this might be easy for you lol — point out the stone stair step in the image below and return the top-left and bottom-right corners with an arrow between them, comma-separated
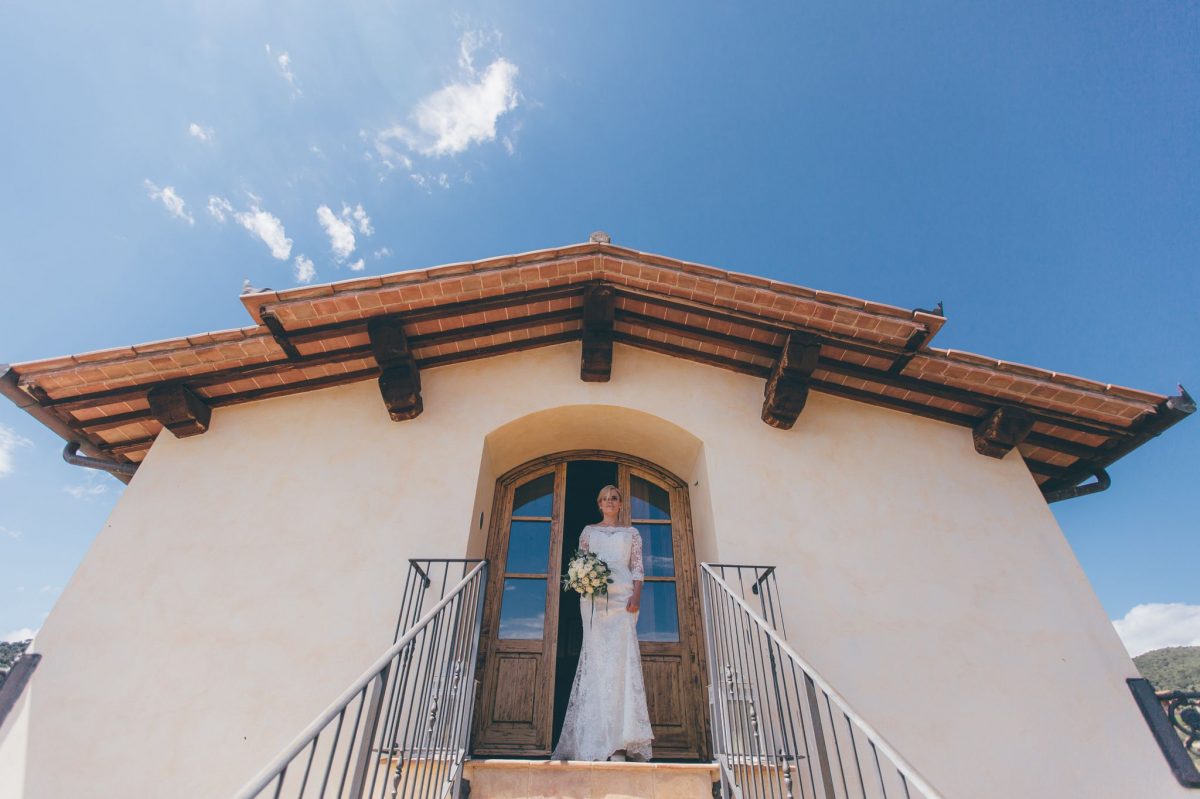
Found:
463,758 -> 719,799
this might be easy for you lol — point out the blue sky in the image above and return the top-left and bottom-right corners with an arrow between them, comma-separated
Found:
0,2 -> 1196,655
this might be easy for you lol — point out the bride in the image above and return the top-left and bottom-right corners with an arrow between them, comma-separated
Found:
552,485 -> 654,762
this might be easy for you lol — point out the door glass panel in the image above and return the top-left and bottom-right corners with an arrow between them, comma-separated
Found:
640,523 -> 674,576
630,476 -> 670,521
637,582 -> 680,642
506,521 -> 550,574
498,578 -> 546,639
512,473 -> 554,517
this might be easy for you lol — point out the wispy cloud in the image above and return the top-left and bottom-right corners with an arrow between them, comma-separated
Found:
266,45 -> 301,98
374,247 -> 392,259
210,195 -> 292,260
207,195 -> 233,222
2,628 -> 37,643
143,180 -> 194,225
0,525 -> 22,539
375,31 -> 519,165
409,173 -> 451,191
188,122 -> 214,142
317,203 -> 372,262
63,475 -> 108,500
293,255 -> 316,284
1114,603 -> 1200,657
0,425 -> 32,477
236,205 -> 292,260
348,259 -> 365,272
349,204 -> 373,235
317,205 -> 356,260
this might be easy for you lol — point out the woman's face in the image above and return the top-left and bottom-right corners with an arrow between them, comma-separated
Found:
598,491 -> 622,512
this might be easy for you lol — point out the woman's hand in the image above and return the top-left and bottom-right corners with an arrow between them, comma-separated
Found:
626,596 -> 640,613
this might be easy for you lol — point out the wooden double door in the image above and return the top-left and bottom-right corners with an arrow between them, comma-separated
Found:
472,452 -> 709,760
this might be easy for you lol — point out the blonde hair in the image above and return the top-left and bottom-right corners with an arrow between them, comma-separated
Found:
596,484 -> 622,503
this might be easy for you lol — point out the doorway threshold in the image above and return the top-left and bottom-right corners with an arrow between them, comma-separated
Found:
463,759 -> 718,798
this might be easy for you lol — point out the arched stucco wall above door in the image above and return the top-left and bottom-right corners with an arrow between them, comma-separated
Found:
466,403 -> 717,575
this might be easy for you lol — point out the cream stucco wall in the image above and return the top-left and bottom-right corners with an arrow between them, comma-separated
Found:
0,342 -> 1182,797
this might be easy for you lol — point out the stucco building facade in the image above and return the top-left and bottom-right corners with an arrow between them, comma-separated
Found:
0,239 -> 1192,797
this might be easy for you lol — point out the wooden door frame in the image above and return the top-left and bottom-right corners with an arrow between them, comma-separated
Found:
472,449 -> 710,759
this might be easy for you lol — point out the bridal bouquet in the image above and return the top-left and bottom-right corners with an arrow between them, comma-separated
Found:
561,549 -> 614,600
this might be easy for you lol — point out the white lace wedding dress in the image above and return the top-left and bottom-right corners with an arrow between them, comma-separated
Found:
552,524 -> 654,761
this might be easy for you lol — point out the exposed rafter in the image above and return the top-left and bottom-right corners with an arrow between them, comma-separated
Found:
261,309 -> 301,360
367,316 -> 422,421
581,283 -> 615,382
147,384 -> 212,438
761,333 -> 821,430
973,406 -> 1034,459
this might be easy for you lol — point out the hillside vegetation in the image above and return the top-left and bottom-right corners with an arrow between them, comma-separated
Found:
1135,646 -> 1200,692
0,640 -> 32,690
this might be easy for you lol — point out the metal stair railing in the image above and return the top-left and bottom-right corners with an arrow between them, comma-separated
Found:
701,563 -> 943,799
233,560 -> 488,799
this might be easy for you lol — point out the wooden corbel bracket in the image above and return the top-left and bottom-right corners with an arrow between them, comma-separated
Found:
761,333 -> 821,429
367,316 -> 423,421
973,406 -> 1034,458
581,283 -> 615,382
147,384 -> 212,438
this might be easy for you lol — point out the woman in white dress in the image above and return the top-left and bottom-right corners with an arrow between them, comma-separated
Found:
552,485 -> 654,762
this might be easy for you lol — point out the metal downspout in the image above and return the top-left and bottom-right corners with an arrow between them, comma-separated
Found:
1044,468 -> 1111,503
0,365 -> 138,482
62,441 -> 139,478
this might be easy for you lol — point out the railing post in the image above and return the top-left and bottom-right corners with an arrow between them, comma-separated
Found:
349,663 -> 392,798
804,673 -> 837,799
1127,678 -> 1200,788
452,563 -> 489,799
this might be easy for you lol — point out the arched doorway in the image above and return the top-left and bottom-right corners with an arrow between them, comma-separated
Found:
471,451 -> 709,760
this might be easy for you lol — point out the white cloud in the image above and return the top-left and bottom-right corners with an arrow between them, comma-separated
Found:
348,259 -> 365,272
0,525 -> 22,539
0,425 -> 32,477
210,195 -> 292,261
237,205 -> 292,260
1114,603 -> 1200,657
267,45 -> 301,97
207,195 -> 234,222
317,205 -> 356,260
373,247 -> 392,259
349,203 -> 373,235
63,482 -> 107,500
375,32 -> 519,159
143,180 -> 194,225
39,585 -> 58,593
293,255 -> 316,284
316,203 -> 372,262
2,628 -> 37,643
188,122 -> 214,142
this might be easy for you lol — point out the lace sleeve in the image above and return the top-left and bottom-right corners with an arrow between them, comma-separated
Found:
579,526 -> 591,553
629,528 -> 644,581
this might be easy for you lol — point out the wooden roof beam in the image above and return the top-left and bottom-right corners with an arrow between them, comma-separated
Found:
367,316 -> 422,421
147,384 -> 211,438
581,284 -> 615,382
762,333 -> 821,430
260,309 -> 301,360
973,406 -> 1034,459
